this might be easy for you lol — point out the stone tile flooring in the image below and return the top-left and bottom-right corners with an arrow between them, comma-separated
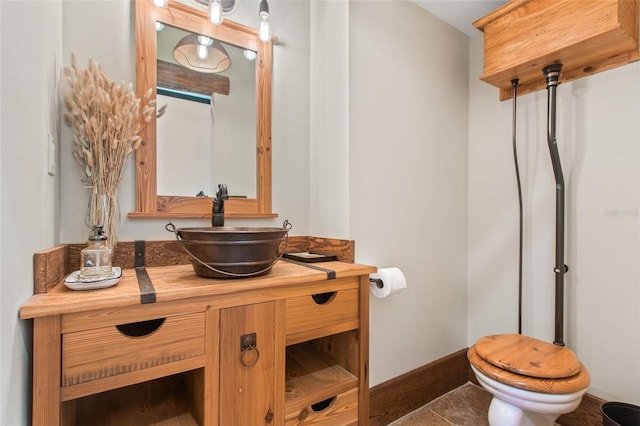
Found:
389,382 -> 492,426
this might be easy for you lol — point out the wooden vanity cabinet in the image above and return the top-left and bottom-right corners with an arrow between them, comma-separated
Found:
20,258 -> 375,426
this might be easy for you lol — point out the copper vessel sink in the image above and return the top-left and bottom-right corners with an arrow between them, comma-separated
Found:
166,221 -> 291,279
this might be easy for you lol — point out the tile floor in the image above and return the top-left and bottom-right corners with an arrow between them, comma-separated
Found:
389,382 -> 492,426
389,383 -> 565,425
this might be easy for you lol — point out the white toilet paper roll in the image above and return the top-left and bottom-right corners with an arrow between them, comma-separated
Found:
369,267 -> 407,298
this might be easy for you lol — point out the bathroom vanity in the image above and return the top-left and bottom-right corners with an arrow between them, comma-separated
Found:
20,242 -> 375,425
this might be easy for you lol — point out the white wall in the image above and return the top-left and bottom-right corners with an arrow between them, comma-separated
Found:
0,1 -> 62,424
157,94 -> 214,196
309,0 -> 350,239
270,0 -> 311,234
468,33 -> 640,404
349,0 -> 470,386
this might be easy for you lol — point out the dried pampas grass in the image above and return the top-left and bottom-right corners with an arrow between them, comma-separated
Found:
64,53 -> 156,246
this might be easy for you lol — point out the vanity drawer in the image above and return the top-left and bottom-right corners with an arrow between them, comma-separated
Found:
285,288 -> 359,341
61,312 -> 206,387
285,388 -> 358,426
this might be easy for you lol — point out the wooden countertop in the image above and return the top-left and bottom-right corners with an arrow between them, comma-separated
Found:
20,260 -> 376,320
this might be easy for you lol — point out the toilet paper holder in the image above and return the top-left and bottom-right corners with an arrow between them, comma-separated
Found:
369,267 -> 407,298
369,278 -> 384,288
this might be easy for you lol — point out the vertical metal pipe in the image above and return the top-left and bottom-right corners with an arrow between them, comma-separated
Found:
511,79 -> 523,335
543,63 -> 567,347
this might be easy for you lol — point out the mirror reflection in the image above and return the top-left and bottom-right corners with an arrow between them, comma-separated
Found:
156,24 -> 257,199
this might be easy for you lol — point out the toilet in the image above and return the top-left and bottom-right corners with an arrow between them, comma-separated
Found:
468,334 -> 590,426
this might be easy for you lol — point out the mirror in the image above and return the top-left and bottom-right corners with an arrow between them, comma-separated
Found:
131,0 -> 274,219
156,25 -> 257,199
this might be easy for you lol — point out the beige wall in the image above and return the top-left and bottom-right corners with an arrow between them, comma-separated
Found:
0,1 -> 62,424
468,34 -> 640,404
309,0 -> 350,239
349,0 -> 470,386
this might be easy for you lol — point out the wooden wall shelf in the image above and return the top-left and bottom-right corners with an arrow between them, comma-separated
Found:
474,0 -> 639,100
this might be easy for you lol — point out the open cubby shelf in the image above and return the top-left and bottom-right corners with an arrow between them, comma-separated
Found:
63,371 -> 202,426
285,341 -> 358,414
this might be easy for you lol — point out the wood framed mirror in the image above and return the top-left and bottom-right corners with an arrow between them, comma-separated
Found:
131,0 -> 275,219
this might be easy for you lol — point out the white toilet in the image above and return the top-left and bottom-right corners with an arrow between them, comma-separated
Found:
468,334 -> 590,426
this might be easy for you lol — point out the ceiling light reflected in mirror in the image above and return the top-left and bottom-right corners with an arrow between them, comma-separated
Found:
173,34 -> 231,73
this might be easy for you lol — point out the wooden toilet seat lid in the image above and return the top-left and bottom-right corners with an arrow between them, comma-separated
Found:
468,345 -> 591,394
475,334 -> 581,379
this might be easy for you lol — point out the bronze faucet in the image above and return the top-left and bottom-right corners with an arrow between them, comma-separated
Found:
212,184 -> 229,226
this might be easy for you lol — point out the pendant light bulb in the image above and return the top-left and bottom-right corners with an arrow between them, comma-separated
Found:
209,0 -> 223,25
197,35 -> 214,46
196,44 -> 209,60
258,0 -> 271,42
259,19 -> 271,42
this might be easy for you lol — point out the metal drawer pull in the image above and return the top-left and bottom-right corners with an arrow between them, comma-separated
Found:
240,332 -> 260,367
240,346 -> 260,367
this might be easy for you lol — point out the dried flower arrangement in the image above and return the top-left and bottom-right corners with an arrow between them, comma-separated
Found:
64,54 -> 156,246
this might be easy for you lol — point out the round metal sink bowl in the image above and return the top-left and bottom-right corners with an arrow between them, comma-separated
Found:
167,221 -> 291,279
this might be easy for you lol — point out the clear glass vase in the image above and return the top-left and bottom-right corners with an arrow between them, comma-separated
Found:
81,191 -> 113,278
89,190 -> 107,231
87,189 -> 118,247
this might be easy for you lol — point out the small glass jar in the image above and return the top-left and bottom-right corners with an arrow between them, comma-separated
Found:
80,226 -> 113,279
